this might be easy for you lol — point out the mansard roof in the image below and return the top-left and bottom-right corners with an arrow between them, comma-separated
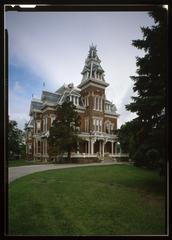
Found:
41,91 -> 61,103
29,83 -> 86,115
29,98 -> 43,115
56,83 -> 80,95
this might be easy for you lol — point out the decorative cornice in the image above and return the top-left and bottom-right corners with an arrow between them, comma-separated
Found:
104,114 -> 119,118
78,80 -> 108,90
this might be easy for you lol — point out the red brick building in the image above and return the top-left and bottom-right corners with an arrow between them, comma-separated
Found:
26,45 -> 120,161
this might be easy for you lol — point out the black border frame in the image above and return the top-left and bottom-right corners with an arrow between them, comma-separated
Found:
1,1 -> 171,239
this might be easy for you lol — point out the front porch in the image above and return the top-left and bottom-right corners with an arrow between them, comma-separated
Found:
32,132 -> 129,162
76,132 -> 122,157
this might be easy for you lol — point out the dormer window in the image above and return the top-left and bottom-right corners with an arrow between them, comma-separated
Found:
83,98 -> 85,106
70,95 -> 79,106
75,96 -> 77,105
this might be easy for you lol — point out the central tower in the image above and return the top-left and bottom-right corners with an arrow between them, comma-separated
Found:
78,44 -> 109,89
78,45 -> 109,132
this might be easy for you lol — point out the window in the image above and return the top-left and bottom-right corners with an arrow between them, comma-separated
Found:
85,118 -> 89,132
37,121 -> 41,129
43,119 -> 46,131
94,96 -> 102,111
96,97 -> 98,110
86,97 -> 89,106
96,119 -> 99,131
76,97 -> 78,105
94,97 -> 96,109
51,116 -> 56,126
29,144 -> 32,154
28,144 -> 32,154
28,131 -> 31,138
93,118 -> 103,132
100,120 -> 102,132
37,121 -> 41,133
45,118 -> 48,131
93,119 -> 96,131
99,97 -> 102,111
105,121 -> 110,133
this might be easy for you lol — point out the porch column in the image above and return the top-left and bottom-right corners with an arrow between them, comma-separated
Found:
77,141 -> 79,154
34,139 -> 35,155
45,140 -> 48,162
111,141 -> 114,155
88,140 -> 90,154
45,139 -> 47,154
91,140 -> 94,155
99,141 -> 101,154
120,145 -> 122,154
102,141 -> 105,157
85,142 -> 87,153
42,139 -> 45,156
115,142 -> 118,154
36,139 -> 38,154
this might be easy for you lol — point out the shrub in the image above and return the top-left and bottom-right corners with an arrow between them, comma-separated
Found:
146,149 -> 159,169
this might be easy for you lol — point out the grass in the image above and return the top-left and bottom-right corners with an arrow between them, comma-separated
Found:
8,159 -> 51,167
8,165 -> 166,236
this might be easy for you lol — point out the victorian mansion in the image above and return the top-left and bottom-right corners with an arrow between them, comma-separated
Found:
26,45 -> 120,161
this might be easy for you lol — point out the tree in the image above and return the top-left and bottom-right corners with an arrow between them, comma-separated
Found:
117,120 -> 138,155
48,100 -> 81,161
124,8 -> 167,171
8,120 -> 26,160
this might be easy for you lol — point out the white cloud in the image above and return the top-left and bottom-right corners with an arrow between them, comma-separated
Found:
6,11 -> 154,129
117,84 -> 138,128
9,81 -> 30,129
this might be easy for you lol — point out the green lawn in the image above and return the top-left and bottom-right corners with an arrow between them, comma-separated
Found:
8,159 -> 51,167
8,165 -> 166,236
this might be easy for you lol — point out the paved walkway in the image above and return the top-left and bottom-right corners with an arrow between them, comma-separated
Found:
8,162 -> 131,183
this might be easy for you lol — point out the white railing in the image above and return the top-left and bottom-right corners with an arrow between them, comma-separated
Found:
79,132 -> 118,139
110,153 -> 129,157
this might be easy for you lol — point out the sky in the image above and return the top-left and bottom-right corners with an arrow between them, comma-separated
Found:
5,11 -> 155,130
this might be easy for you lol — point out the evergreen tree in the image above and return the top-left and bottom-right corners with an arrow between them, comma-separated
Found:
48,100 -> 81,161
8,120 -> 26,160
125,8 -> 167,171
